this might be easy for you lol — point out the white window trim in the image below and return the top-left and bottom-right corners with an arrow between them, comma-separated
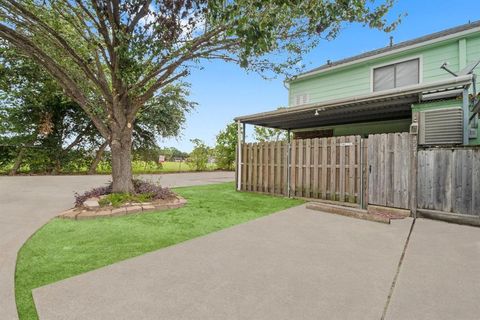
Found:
370,55 -> 423,92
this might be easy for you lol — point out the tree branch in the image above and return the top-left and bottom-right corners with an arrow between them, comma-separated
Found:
0,23 -> 110,138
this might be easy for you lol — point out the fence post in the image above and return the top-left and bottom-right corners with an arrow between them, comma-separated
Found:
360,138 -> 366,209
287,130 -> 291,197
236,121 -> 243,191
409,116 -> 419,218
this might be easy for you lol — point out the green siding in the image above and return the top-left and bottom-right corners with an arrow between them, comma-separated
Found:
466,34 -> 480,63
289,31 -> 480,106
294,119 -> 411,138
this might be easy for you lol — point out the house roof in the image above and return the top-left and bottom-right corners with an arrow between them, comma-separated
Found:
291,20 -> 480,81
235,75 -> 473,130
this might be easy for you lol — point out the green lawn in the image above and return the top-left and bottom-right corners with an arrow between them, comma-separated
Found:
15,183 -> 303,320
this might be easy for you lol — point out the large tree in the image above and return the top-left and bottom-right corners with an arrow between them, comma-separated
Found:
0,43 -> 194,174
0,0 -> 399,192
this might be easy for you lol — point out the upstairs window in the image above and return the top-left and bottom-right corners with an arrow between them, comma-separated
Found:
294,93 -> 309,106
373,58 -> 420,92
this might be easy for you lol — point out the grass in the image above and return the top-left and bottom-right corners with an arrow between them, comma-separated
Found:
15,182 -> 303,320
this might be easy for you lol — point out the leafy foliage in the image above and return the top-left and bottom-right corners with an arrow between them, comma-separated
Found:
254,126 -> 289,142
74,183 -> 113,207
186,139 -> 212,171
74,179 -> 174,207
0,43 -> 194,174
214,122 -> 237,170
0,0 -> 400,191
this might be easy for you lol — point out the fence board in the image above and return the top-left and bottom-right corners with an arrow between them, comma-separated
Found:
321,138 -> 328,198
290,140 -> 296,196
330,138 -> 336,200
297,139 -> 304,197
313,138 -> 319,198
275,141 -> 281,194
348,136 -> 356,202
305,139 -> 311,198
339,136 -> 345,202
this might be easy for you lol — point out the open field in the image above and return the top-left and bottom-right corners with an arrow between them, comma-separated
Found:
0,160 -> 218,175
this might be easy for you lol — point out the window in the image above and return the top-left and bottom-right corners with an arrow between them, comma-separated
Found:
373,58 -> 419,92
294,93 -> 309,106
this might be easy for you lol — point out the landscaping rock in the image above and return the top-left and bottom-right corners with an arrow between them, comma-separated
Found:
58,208 -> 78,220
141,205 -> 155,211
83,198 -> 100,209
125,206 -> 142,214
111,207 -> 126,216
58,196 -> 187,220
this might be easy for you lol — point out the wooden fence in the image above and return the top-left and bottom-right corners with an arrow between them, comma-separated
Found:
367,133 -> 411,210
417,147 -> 480,216
239,135 -> 363,203
238,132 -> 480,219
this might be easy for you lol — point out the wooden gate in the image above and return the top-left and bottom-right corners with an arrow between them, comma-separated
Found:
367,133 -> 411,209
239,135 -> 364,204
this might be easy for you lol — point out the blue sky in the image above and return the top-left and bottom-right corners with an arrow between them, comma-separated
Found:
161,0 -> 480,152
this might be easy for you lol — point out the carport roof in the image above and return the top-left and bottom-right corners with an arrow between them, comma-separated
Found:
234,75 -> 473,130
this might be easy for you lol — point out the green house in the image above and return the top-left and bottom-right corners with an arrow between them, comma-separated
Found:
236,21 -> 480,146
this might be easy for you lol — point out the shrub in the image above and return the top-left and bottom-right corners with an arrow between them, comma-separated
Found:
74,183 -> 112,207
186,139 -> 211,171
74,179 -> 174,207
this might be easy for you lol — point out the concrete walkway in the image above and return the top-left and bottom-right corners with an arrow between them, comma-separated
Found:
33,206 -> 413,320
386,219 -> 480,320
0,172 -> 234,320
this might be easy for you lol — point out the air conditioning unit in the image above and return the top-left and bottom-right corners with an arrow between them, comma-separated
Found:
418,107 -> 463,145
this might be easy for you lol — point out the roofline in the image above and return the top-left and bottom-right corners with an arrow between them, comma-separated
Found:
290,23 -> 480,82
236,75 -> 473,123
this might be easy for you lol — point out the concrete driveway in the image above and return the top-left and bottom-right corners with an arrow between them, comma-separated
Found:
0,172 -> 234,320
31,206 -> 480,320
33,206 -> 413,320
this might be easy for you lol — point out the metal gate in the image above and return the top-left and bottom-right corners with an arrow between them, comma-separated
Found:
367,133 -> 411,209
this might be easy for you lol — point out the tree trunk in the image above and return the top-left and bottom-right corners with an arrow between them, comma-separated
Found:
88,141 -> 108,175
9,147 -> 26,175
110,128 -> 134,193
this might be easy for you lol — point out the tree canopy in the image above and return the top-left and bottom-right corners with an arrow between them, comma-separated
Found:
0,0 -> 400,191
214,122 -> 237,170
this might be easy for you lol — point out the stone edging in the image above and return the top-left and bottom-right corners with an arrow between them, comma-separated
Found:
58,196 -> 187,220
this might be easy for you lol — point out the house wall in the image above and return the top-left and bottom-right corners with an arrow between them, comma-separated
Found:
294,119 -> 411,138
289,31 -> 480,106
